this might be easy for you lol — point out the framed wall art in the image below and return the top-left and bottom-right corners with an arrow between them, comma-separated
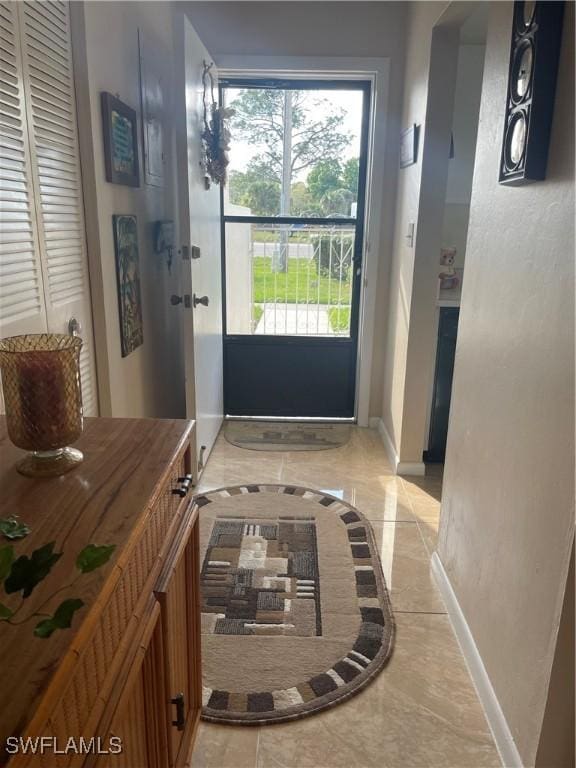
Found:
101,92 -> 140,187
499,1 -> 565,185
112,215 -> 144,357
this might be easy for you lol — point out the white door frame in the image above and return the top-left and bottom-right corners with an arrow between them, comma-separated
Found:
216,55 -> 390,426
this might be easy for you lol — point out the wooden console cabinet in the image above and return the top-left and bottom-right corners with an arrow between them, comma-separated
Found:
0,418 -> 201,767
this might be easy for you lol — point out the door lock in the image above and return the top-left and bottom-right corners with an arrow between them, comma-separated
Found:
180,245 -> 201,260
170,294 -> 191,308
193,294 -> 209,308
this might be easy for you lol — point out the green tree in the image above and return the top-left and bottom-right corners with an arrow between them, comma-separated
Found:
230,90 -> 351,184
290,181 -> 318,216
229,169 -> 249,207
306,159 -> 358,216
321,188 -> 354,216
229,163 -> 280,216
242,180 -> 281,216
342,157 -> 359,195
307,159 -> 343,205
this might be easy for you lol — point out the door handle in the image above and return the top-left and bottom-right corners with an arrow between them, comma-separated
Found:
68,317 -> 82,337
171,692 -> 185,731
193,294 -> 209,308
198,445 -> 207,472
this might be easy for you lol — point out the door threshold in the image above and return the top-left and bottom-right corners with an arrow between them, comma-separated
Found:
225,415 -> 356,424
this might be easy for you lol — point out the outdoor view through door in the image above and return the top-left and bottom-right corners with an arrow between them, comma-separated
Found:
221,78 -> 370,418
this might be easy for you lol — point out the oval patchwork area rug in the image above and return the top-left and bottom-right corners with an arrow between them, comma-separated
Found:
196,484 -> 394,725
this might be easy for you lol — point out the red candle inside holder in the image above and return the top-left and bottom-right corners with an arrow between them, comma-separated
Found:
0,334 -> 84,477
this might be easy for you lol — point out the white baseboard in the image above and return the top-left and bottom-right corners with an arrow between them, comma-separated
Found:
431,553 -> 522,768
371,417 -> 399,471
369,418 -> 426,476
396,460 -> 426,476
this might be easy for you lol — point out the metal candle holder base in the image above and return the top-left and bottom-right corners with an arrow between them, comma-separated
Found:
16,447 -> 84,478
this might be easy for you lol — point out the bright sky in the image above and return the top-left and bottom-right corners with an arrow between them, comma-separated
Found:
225,88 -> 363,182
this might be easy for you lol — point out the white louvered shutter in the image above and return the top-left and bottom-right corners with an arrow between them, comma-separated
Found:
16,0 -> 98,414
0,1 -> 48,339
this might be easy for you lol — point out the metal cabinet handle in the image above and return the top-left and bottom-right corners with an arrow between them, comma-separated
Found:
193,294 -> 209,308
171,692 -> 185,731
172,473 -> 193,497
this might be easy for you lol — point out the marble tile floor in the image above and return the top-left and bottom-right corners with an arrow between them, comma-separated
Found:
191,427 -> 500,768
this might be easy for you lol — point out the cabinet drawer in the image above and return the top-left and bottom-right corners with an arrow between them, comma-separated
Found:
19,447 -> 191,768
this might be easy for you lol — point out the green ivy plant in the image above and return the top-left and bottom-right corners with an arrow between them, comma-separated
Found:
0,517 -> 115,639
0,516 -> 30,540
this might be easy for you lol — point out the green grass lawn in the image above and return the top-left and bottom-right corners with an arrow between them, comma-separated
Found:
252,256 -> 351,305
252,304 -> 264,329
328,306 -> 351,333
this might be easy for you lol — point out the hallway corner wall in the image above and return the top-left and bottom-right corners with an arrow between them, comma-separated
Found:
379,1 -> 447,462
437,2 -> 575,765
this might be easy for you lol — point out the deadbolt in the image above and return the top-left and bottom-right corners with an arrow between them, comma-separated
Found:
170,294 -> 191,308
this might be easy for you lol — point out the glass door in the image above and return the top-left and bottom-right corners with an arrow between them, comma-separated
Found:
221,78 -> 370,418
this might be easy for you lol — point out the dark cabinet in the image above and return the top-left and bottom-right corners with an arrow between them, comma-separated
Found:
426,308 -> 460,462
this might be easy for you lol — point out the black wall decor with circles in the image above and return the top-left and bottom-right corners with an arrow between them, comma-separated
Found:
499,1 -> 564,186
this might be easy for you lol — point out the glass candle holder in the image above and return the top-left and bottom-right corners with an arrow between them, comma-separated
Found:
0,334 -> 84,477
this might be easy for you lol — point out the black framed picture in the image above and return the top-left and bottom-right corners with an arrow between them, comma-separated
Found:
101,92 -> 140,187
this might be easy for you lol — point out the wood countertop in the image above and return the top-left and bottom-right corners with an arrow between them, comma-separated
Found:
0,416 -> 194,755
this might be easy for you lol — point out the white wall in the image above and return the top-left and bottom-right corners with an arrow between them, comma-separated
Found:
445,45 -> 485,206
72,1 -> 185,417
440,204 -> 469,272
437,3 -> 575,765
224,204 -> 252,335
423,40 -> 485,448
380,2 -> 456,467
441,42 -> 486,274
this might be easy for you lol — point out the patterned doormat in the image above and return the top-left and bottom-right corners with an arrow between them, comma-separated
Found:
197,485 -> 394,725
223,421 -> 351,451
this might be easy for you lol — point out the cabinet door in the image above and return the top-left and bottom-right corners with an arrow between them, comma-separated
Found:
155,515 -> 201,767
103,604 -> 168,768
